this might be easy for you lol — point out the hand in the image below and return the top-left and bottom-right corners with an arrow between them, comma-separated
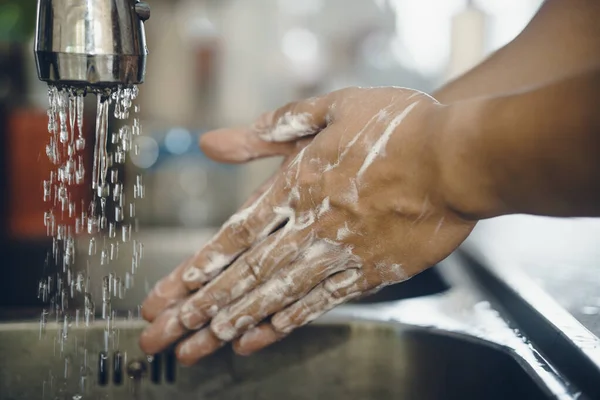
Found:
139,87 -> 476,365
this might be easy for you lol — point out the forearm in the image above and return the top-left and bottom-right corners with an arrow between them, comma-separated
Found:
433,0 -> 600,103
440,67 -> 600,219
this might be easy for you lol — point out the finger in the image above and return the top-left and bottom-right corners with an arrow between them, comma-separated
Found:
253,93 -> 337,142
199,128 -> 298,164
238,145 -> 306,209
232,270 -> 368,356
179,227 -> 308,330
209,240 -> 360,342
271,269 -> 368,334
181,175 -> 289,291
176,327 -> 225,366
232,323 -> 285,356
141,257 -> 193,322
139,304 -> 188,355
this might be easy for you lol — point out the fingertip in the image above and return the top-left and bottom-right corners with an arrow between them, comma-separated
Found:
210,315 -> 237,342
198,129 -> 222,153
233,324 -> 282,356
232,340 -> 254,356
140,304 -> 154,322
270,313 -> 294,334
181,265 -> 208,291
140,292 -> 179,323
198,128 -> 257,164
178,302 -> 207,331
138,327 -> 156,355
175,329 -> 224,365
138,306 -> 188,356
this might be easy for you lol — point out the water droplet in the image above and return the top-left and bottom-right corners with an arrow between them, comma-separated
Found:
97,183 -> 110,198
75,136 -> 85,151
84,293 -> 95,327
115,206 -> 123,222
88,238 -> 97,256
122,225 -> 131,243
39,309 -> 49,339
100,249 -> 109,265
86,217 -> 97,235
99,215 -> 107,230
114,147 -> 126,164
132,118 -> 141,136
112,242 -> 119,260
43,180 -> 52,202
102,299 -> 111,320
125,272 -> 134,289
110,168 -> 119,184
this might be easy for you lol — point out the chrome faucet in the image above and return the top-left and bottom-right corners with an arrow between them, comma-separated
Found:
34,0 -> 150,92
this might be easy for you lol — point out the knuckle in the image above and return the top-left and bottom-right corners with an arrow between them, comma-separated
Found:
323,270 -> 362,299
271,313 -> 294,333
243,252 -> 262,282
210,316 -> 237,342
229,219 -> 258,248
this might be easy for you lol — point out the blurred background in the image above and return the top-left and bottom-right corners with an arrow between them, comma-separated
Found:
3,0 -> 598,332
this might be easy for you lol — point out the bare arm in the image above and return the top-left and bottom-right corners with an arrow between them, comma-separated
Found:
440,67 -> 600,219
434,0 -> 600,103
138,0 -> 600,363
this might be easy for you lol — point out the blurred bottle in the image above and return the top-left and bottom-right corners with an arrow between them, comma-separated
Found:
176,0 -> 221,128
446,0 -> 488,81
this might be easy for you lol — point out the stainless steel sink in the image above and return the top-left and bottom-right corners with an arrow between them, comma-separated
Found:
1,247 -> 596,399
0,320 -> 554,400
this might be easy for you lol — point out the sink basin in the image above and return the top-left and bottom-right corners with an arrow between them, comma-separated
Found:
0,320 -> 554,400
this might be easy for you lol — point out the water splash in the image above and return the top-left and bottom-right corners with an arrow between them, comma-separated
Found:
39,85 -> 145,398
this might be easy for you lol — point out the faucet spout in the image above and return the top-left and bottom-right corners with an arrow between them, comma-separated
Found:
34,0 -> 150,93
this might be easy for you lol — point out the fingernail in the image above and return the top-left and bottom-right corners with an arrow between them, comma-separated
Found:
234,325 -> 280,356
207,304 -> 219,317
178,329 -> 211,356
179,307 -> 204,330
234,315 -> 255,331
177,329 -> 224,365
271,313 -> 294,333
236,326 -> 263,351
182,266 -> 207,283
211,315 -> 237,341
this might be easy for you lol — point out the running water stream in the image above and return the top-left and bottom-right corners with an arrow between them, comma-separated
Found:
39,86 -> 145,398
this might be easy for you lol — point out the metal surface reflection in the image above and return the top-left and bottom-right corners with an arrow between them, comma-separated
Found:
34,0 -> 150,90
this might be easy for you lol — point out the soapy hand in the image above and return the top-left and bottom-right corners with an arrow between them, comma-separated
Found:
139,87 -> 476,364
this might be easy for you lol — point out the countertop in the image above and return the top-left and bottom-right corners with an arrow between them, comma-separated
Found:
464,215 -> 600,338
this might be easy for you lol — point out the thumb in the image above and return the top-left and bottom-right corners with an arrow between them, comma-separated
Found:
199,92 -> 337,163
199,128 -> 296,164
252,92 -> 336,142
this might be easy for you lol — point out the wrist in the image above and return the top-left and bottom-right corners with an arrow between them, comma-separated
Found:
433,98 -> 505,220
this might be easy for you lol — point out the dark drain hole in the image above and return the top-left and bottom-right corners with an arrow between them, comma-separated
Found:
98,352 -> 109,386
